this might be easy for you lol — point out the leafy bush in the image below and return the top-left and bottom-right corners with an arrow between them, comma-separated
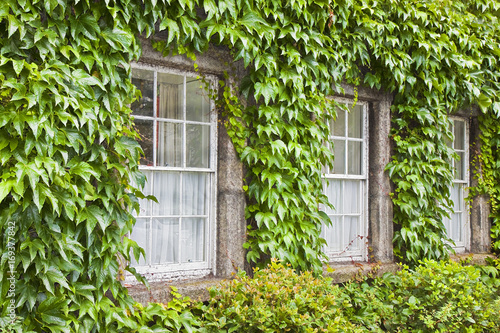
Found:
344,259 -> 500,332
199,259 -> 362,333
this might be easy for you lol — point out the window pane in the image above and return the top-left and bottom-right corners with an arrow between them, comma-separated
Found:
343,180 -> 360,214
182,173 -> 208,215
151,218 -> 179,264
333,139 -> 345,174
324,180 -> 342,214
186,124 -> 210,168
332,107 -> 346,136
451,213 -> 462,242
454,120 -> 465,150
348,104 -> 363,138
158,73 -> 184,120
156,121 -> 182,167
344,216 -> 359,250
456,184 -> 464,211
131,69 -> 154,117
181,218 -> 205,263
136,170 -> 152,217
130,218 -> 149,266
152,172 -> 180,216
455,152 -> 464,180
348,141 -> 362,175
186,78 -> 211,123
323,216 -> 342,252
443,216 -> 451,237
450,184 -> 459,210
135,119 -> 154,166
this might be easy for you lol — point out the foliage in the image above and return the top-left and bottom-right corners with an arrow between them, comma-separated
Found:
198,259 -> 362,333
2,0 -> 500,330
343,259 -> 500,332
152,0 -> 500,267
474,112 -> 500,250
332,0 -> 500,262
0,0 -> 190,331
154,0 -> 340,273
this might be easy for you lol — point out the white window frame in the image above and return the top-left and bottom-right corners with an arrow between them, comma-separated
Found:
322,98 -> 369,262
126,62 -> 218,282
444,117 -> 470,253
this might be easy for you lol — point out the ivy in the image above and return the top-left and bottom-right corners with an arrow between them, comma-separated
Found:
154,0 -> 500,268
475,111 -> 500,250
155,0 -> 342,273
0,0 -> 196,331
2,0 -> 500,330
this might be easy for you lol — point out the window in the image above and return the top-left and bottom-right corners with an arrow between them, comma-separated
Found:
322,100 -> 368,261
444,118 -> 469,252
129,65 -> 216,279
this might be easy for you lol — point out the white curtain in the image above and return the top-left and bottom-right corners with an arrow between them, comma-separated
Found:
158,83 -> 182,167
135,79 -> 210,266
146,171 -> 207,264
323,179 -> 361,253
130,218 -> 149,266
152,217 -> 178,264
445,184 -> 464,243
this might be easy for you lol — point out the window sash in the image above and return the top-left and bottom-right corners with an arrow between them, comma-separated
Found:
444,118 -> 469,251
128,63 -> 217,277
322,100 -> 368,261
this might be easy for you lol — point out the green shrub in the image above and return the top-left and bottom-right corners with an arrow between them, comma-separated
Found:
344,259 -> 500,332
199,260 -> 362,333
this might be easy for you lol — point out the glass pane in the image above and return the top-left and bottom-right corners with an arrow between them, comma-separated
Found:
348,104 -> 363,138
333,139 -> 345,174
343,180 -> 360,214
152,172 -> 180,216
348,141 -> 362,175
443,216 -> 451,237
455,152 -> 464,181
180,218 -> 205,263
186,78 -> 211,122
130,218 -> 149,266
186,124 -> 210,168
454,120 -> 465,150
134,119 -> 154,166
450,184 -> 459,211
344,216 -> 359,250
156,121 -> 182,167
151,218 -> 179,264
182,173 -> 208,215
451,213 -> 462,242
324,180 -> 342,214
456,184 -> 464,211
137,170 -> 152,217
323,216 -> 342,252
332,107 -> 346,136
131,69 -> 154,117
157,73 -> 184,120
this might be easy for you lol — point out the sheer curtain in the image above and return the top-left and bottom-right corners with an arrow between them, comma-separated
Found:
152,81 -> 208,265
158,83 -> 182,167
131,69 -> 214,268
323,179 -> 361,253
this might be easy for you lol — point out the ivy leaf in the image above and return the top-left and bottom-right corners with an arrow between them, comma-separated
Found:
254,81 -> 276,105
72,69 -> 105,90
477,93 -> 492,112
159,18 -> 180,44
70,14 -> 100,41
101,28 -> 133,48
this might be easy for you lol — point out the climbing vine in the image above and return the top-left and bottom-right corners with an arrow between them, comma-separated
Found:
153,0 -> 500,267
1,0 -> 500,331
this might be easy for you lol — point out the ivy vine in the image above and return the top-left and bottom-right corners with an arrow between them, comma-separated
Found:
153,0 -> 500,267
1,0 -> 500,331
